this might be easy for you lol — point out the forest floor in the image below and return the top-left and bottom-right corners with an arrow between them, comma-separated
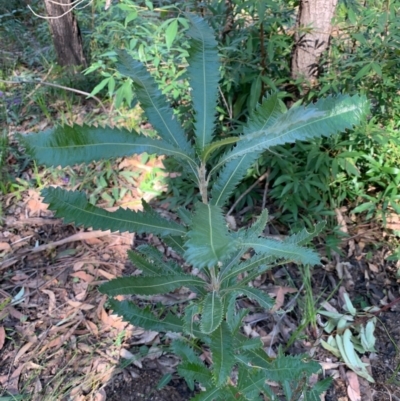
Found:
0,102 -> 400,401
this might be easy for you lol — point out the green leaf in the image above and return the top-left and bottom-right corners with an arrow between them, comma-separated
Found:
186,15 -> 220,148
304,377 -> 333,401
185,203 -> 236,269
241,237 -> 320,265
136,245 -> 183,274
200,292 -> 224,334
243,93 -> 287,136
127,250 -> 163,275
224,285 -> 274,309
211,94 -> 369,174
20,124 -> 196,169
108,299 -> 184,333
116,51 -> 193,156
171,340 -> 202,365
225,293 -> 249,334
220,254 -> 274,286
236,351 -> 321,383
191,388 -> 224,401
165,19 -> 178,50
284,221 -> 325,246
163,235 -> 186,256
242,209 -> 269,240
41,187 -> 186,237
177,361 -> 213,388
99,274 -> 205,296
209,322 -> 235,387
210,153 -> 259,207
90,77 -> 109,96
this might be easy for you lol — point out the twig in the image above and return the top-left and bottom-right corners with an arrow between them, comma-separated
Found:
25,66 -> 54,107
261,168 -> 270,210
227,171 -> 270,216
0,230 -> 111,271
0,78 -> 107,114
28,0 -> 92,20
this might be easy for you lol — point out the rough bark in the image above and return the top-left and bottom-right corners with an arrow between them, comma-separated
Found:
291,0 -> 338,87
44,0 -> 86,67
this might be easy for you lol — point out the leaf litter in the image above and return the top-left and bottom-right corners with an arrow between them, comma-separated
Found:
0,124 -> 400,400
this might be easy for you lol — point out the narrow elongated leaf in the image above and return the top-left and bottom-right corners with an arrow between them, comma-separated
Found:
108,299 -> 184,333
285,221 -> 325,246
225,294 -> 249,334
200,292 -> 223,334
224,285 -> 274,309
99,274 -> 205,296
191,387 -> 223,401
41,187 -> 186,237
163,235 -> 186,256
185,203 -> 236,269
210,153 -> 259,207
20,124 -> 196,169
236,364 -> 269,401
136,245 -> 182,273
171,340 -> 202,365
186,15 -> 220,148
211,94 -> 369,174
220,254 -> 274,287
236,350 -> 320,383
209,322 -> 235,387
177,362 -> 213,388
242,209 -> 269,239
127,250 -> 163,275
243,93 -> 287,136
241,237 -> 320,265
116,50 -> 193,155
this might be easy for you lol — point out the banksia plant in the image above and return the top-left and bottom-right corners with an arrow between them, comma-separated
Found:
20,15 -> 369,400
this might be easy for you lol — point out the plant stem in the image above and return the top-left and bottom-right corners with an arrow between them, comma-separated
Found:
199,162 -> 208,204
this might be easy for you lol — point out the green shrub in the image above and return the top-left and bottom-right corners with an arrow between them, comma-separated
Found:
20,16 -> 368,400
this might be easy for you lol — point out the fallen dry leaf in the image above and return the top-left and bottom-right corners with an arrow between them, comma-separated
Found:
0,326 -> 5,351
94,388 -> 107,401
346,371 -> 361,401
268,286 -> 297,312
70,271 -> 95,283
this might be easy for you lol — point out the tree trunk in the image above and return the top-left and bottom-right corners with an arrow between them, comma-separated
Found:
44,0 -> 86,67
291,0 -> 338,88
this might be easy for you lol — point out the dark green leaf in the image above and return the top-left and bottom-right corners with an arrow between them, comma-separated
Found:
41,187 -> 186,237
99,274 -> 205,296
108,299 -> 184,333
200,292 -> 223,334
185,203 -> 236,269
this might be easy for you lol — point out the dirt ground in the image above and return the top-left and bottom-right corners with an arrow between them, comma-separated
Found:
0,139 -> 399,400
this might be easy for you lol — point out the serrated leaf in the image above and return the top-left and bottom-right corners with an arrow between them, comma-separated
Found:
191,387 -> 223,401
211,94 -> 369,174
304,377 -> 333,401
186,15 -> 220,148
177,361 -> 213,388
200,292 -> 223,334
116,50 -> 193,155
171,340 -> 202,365
225,293 -> 249,335
243,92 -> 287,136
163,235 -> 186,256
127,250 -> 163,275
108,299 -> 184,333
210,153 -> 259,207
41,187 -> 185,237
136,244 -> 182,274
183,303 -> 201,337
220,254 -> 275,286
242,209 -> 269,239
236,364 -> 268,401
185,203 -> 236,269
99,274 -> 205,296
209,322 -> 235,387
224,285 -> 274,309
236,351 -> 321,383
285,221 -> 325,246
19,124 -> 196,169
241,237 -> 320,265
